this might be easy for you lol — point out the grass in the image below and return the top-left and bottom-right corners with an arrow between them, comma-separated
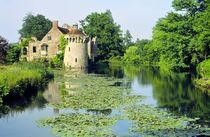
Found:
0,62 -> 54,103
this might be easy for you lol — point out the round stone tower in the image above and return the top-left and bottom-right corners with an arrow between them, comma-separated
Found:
64,25 -> 88,69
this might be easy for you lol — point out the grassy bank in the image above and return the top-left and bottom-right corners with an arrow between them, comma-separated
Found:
0,62 -> 54,103
195,59 -> 210,92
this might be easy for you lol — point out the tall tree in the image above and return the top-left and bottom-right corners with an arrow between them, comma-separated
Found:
149,0 -> 210,71
0,36 -> 9,64
123,30 -> 133,48
81,10 -> 123,61
19,13 -> 52,40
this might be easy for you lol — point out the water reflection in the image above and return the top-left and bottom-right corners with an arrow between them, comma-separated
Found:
0,91 -> 47,118
43,81 -> 61,104
122,65 -> 210,126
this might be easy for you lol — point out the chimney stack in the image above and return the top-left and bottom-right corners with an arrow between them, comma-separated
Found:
73,24 -> 78,29
52,21 -> 58,28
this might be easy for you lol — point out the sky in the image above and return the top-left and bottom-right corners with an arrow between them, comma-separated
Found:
0,0 -> 173,43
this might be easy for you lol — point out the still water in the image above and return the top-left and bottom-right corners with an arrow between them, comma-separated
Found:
0,64 -> 209,137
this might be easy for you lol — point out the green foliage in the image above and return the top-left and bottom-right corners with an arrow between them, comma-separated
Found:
122,39 -> 152,65
59,35 -> 68,52
120,0 -> 210,72
0,62 -> 53,103
195,58 -> 210,91
197,58 -> 210,78
0,36 -> 9,64
140,0 -> 210,71
123,46 -> 140,65
81,10 -> 124,61
19,13 -> 52,40
122,30 -> 133,51
19,38 -> 32,48
50,35 -> 68,68
6,43 -> 21,64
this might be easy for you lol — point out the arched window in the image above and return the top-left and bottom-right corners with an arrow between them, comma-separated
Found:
70,38 -> 72,42
75,58 -> 77,62
69,47 -> 70,52
73,38 -> 75,43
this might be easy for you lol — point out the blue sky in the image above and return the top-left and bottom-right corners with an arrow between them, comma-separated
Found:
0,0 -> 173,43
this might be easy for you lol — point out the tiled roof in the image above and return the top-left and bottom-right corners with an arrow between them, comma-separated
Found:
68,28 -> 86,36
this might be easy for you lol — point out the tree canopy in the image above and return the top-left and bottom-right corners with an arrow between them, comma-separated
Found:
19,13 -> 52,40
81,10 -> 124,61
121,0 -> 210,72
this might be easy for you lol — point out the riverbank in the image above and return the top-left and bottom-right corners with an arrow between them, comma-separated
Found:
195,59 -> 210,93
0,62 -> 54,103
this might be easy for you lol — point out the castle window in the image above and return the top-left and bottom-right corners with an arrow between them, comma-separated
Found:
70,38 -> 72,42
75,58 -> 77,63
48,36 -> 52,40
73,38 -> 75,43
33,47 -> 36,53
67,38 -> 69,41
69,47 -> 70,52
23,48 -> 27,55
41,45 -> 48,51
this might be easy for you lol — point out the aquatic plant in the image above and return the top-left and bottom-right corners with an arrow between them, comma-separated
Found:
124,104 -> 210,136
39,70 -> 210,137
38,113 -> 119,137
53,72 -> 144,110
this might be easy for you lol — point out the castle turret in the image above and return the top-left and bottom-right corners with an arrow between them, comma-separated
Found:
64,27 -> 88,69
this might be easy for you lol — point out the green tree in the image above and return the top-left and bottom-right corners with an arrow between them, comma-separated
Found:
6,43 -> 21,64
19,13 -> 52,40
148,0 -> 210,71
0,36 -> 9,64
81,10 -> 123,61
123,46 -> 140,64
123,30 -> 133,50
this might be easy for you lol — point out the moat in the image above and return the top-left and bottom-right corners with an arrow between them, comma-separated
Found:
0,64 -> 209,137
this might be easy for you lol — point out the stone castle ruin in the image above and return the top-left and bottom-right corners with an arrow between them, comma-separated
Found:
21,21 -> 97,68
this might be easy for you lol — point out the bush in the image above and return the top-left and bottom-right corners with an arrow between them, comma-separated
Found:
197,58 -> 210,78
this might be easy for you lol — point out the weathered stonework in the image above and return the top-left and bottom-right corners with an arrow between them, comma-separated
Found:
22,20 -> 97,68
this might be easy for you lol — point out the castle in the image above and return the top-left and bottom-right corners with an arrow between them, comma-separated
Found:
21,21 -> 97,68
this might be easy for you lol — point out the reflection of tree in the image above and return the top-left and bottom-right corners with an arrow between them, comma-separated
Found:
122,65 -> 210,125
152,71 -> 210,124
87,109 -> 112,115
89,63 -> 124,78
0,91 -> 47,118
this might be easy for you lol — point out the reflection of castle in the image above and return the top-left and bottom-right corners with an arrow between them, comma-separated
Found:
22,21 -> 97,68
43,81 -> 61,104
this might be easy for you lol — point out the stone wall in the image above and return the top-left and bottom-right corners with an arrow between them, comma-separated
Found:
64,42 -> 88,69
26,21 -> 63,61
